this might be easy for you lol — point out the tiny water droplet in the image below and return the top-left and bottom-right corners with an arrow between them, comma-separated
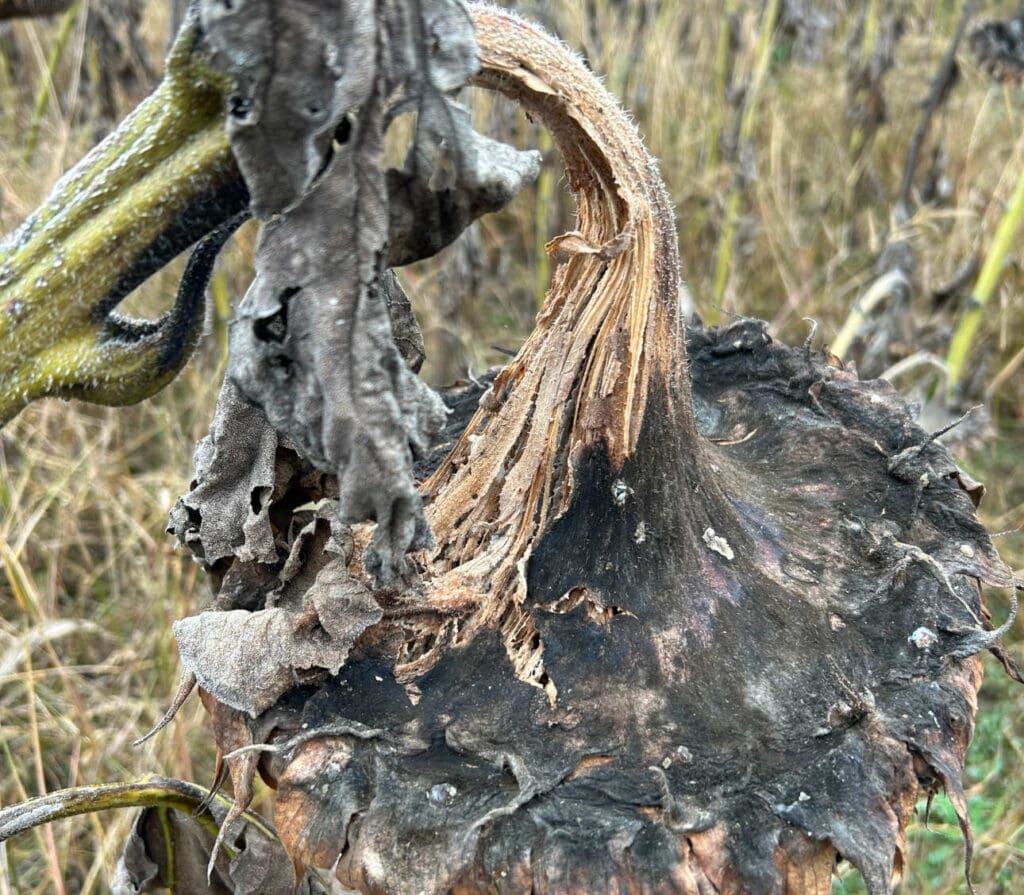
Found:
7,300 -> 25,320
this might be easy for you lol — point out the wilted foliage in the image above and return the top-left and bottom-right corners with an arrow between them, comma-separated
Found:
0,2 -> 1022,895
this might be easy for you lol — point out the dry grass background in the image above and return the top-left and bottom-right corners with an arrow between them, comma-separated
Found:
0,1 -> 1022,892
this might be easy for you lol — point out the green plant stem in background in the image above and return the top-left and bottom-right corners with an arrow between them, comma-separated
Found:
22,1 -> 79,163
946,164 -> 1024,395
830,268 -> 909,359
711,0 -> 781,313
848,0 -> 879,159
704,0 -> 738,172
0,42 -> 11,99
210,266 -> 232,368
0,776 -> 272,845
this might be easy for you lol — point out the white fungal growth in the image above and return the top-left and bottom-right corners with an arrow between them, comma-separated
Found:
634,520 -> 647,544
702,526 -> 734,560
611,478 -> 633,507
908,626 -> 938,650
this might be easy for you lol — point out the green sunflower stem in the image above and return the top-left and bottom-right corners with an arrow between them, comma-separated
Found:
946,164 -> 1024,396
0,20 -> 237,426
711,0 -> 781,315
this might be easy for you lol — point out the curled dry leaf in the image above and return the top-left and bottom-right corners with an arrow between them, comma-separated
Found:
195,0 -> 538,585
174,513 -> 383,718
386,101 -> 542,267
112,795 -> 329,895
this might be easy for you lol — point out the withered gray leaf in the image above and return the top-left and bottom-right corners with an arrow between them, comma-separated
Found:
382,0 -> 478,93
112,814 -> 159,895
387,99 -> 542,267
167,379 -> 279,566
228,130 -> 447,586
174,574 -> 381,717
113,807 -> 231,895
196,0 -> 537,585
200,0 -> 376,218
113,803 -> 329,895
199,0 -> 481,219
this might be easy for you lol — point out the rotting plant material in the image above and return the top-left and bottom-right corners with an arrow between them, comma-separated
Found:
163,6 -> 1020,894
0,2 -> 1020,894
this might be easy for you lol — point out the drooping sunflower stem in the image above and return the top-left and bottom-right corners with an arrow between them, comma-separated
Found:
402,8 -> 722,695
